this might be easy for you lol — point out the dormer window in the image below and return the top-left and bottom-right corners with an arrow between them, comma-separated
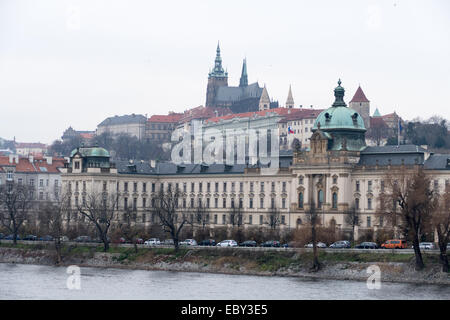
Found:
352,113 -> 358,123
325,113 -> 331,121
74,161 -> 80,170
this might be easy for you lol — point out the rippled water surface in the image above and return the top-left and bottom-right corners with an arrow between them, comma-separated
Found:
0,263 -> 448,300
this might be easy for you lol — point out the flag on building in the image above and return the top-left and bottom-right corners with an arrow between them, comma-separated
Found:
288,126 -> 294,134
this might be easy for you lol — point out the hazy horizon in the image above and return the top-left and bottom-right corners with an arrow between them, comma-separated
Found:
1,0 -> 449,144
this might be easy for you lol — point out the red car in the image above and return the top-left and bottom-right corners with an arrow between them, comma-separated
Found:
112,237 -> 126,244
134,238 -> 144,244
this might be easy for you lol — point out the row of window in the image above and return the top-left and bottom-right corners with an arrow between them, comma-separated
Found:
297,191 -> 373,210
66,210 -> 286,226
298,176 -> 339,185
75,181 -> 290,194
0,177 -> 59,188
120,196 -> 288,210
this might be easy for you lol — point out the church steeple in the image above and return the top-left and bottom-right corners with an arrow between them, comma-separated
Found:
209,42 -> 228,78
286,85 -> 294,108
259,85 -> 271,111
206,42 -> 229,107
239,58 -> 248,87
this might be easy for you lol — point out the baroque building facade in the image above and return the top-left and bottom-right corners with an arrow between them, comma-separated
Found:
60,81 -> 450,239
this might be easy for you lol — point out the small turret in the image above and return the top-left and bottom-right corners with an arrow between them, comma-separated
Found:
259,85 -> 271,111
286,85 -> 294,108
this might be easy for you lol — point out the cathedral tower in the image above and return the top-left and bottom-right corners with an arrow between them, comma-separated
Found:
349,85 -> 370,129
205,42 -> 228,107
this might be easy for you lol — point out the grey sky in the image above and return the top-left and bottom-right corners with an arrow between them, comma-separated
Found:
1,0 -> 449,144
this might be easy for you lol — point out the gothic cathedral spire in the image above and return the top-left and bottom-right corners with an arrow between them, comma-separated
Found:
239,58 -> 248,87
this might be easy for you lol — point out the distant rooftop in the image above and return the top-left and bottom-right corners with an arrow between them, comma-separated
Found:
98,114 -> 146,126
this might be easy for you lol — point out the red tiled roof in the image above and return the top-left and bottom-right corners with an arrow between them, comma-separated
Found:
205,108 -> 293,124
284,109 -> 324,121
349,86 -> 370,103
0,156 -> 66,173
178,106 -> 232,123
79,133 -> 94,139
0,156 -> 35,172
381,112 -> 397,119
370,117 -> 388,128
148,113 -> 183,123
15,142 -> 47,149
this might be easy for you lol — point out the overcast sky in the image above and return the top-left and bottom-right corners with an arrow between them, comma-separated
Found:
1,0 -> 449,144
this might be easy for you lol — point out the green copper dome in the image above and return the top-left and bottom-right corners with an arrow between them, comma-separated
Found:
70,146 -> 110,158
313,106 -> 366,131
313,79 -> 366,132
311,79 -> 367,151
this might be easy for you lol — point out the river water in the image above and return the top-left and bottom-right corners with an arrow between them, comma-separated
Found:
0,263 -> 448,300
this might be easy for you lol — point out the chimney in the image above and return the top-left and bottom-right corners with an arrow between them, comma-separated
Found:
9,154 -> 14,164
46,156 -> 52,165
29,155 -> 34,163
150,160 -> 156,168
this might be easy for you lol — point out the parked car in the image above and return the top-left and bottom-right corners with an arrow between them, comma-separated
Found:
134,238 -> 144,244
23,235 -> 38,241
304,242 -> 327,248
447,243 -> 450,250
419,242 -> 436,250
216,240 -> 238,247
4,234 -> 21,240
329,240 -> 351,248
239,240 -> 257,247
381,239 -> 407,249
39,235 -> 54,241
144,238 -> 161,245
355,242 -> 378,249
74,235 -> 92,243
198,239 -> 216,246
112,237 -> 127,244
59,236 -> 69,242
163,239 -> 174,245
260,240 -> 281,247
180,239 -> 197,246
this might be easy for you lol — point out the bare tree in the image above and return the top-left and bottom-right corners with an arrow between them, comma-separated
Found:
0,182 -> 35,245
344,204 -> 360,245
378,167 -> 435,270
152,189 -> 188,251
306,201 -> 321,272
194,203 -> 210,235
366,119 -> 390,146
76,192 -> 120,252
432,184 -> 450,272
267,205 -> 282,230
229,201 -> 244,228
229,202 -> 244,242
38,194 -> 71,263
116,207 -> 141,253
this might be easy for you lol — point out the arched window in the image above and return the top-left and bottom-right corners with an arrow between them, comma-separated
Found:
298,192 -> 304,209
318,190 -> 324,209
332,192 -> 338,209
296,218 -> 302,228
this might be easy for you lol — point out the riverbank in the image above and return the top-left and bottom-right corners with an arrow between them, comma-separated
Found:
0,243 -> 448,285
